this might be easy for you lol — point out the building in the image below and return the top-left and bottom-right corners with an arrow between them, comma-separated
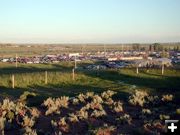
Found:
107,57 -> 118,61
68,53 -> 80,57
119,56 -> 143,61
151,58 -> 172,67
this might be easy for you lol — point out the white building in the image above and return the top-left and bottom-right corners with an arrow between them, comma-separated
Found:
119,56 -> 143,61
68,53 -> 80,57
152,58 -> 172,67
107,57 -> 118,61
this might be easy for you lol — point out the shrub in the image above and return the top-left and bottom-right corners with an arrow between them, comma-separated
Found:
43,96 -> 69,115
77,109 -> 88,120
142,109 -> 152,115
68,113 -> 79,123
21,126 -> 37,135
129,90 -> 149,107
176,108 -> 180,115
113,101 -> 123,113
91,109 -> 107,118
19,91 -> 37,102
161,94 -> 173,102
91,125 -> 116,135
117,114 -> 132,125
101,90 -> 116,100
159,114 -> 170,120
0,98 -> 39,135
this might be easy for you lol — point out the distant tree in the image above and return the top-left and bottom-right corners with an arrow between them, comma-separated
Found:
173,46 -> 179,51
140,47 -> 145,51
149,45 -> 153,52
173,46 -> 176,51
164,48 -> 168,52
158,45 -> 163,51
160,47 -> 169,58
177,46 -> 180,51
152,43 -> 161,51
132,43 -> 140,51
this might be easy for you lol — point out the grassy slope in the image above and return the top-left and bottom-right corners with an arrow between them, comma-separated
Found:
0,62 -> 180,105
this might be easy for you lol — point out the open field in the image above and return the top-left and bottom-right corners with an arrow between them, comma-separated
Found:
0,44 -> 124,57
0,43 -> 180,57
0,62 -> 180,134
0,62 -> 180,104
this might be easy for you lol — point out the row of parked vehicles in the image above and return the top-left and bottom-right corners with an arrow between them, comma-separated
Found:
84,61 -> 132,70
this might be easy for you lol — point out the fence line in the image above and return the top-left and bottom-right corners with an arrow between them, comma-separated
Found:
0,67 -> 172,89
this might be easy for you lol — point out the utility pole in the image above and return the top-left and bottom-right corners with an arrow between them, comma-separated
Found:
122,44 -> 124,56
81,46 -> 83,54
104,44 -> 106,57
74,55 -> 77,69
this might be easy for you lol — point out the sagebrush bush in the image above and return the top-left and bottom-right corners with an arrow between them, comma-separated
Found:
0,98 -> 39,135
129,90 -> 149,107
161,94 -> 173,102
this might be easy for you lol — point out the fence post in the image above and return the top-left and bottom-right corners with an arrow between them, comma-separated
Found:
45,71 -> 48,84
136,67 -> 139,74
12,74 -> 15,89
72,68 -> 75,80
162,64 -> 164,75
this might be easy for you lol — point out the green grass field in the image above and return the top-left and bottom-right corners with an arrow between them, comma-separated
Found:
0,62 -> 180,105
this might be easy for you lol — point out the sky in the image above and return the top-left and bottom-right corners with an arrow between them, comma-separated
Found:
0,0 -> 180,44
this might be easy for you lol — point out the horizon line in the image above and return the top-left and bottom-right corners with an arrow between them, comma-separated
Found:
0,41 -> 180,45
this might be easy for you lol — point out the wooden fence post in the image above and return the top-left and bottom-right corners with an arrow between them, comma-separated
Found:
12,74 -> 15,89
136,67 -> 139,74
72,68 -> 75,80
162,64 -> 164,75
45,71 -> 48,84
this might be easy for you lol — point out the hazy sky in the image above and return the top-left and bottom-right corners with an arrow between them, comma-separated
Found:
0,0 -> 180,43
